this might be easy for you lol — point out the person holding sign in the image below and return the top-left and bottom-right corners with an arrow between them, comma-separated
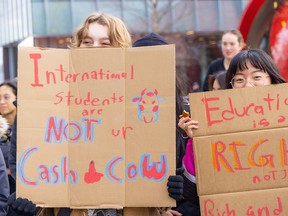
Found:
70,12 -> 131,48
225,49 -> 286,89
130,33 -> 195,216
8,13 -> 180,216
8,12 -> 132,216
178,48 -> 286,215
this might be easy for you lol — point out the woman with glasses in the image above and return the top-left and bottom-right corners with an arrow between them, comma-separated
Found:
225,49 -> 286,89
0,80 -> 17,127
0,79 -> 17,195
177,49 -> 286,215
180,49 -> 286,140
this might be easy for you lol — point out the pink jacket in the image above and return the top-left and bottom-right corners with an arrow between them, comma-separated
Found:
182,138 -> 196,183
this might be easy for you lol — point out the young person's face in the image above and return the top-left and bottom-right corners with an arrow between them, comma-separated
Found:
221,33 -> 242,61
80,22 -> 111,47
230,61 -> 271,89
0,85 -> 16,116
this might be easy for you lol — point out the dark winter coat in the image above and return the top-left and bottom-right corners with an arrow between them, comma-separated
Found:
203,57 -> 225,91
0,148 -> 9,215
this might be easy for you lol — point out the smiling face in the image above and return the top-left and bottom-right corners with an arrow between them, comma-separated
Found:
72,13 -> 131,48
80,23 -> 111,47
231,61 -> 271,88
221,32 -> 243,62
226,49 -> 286,89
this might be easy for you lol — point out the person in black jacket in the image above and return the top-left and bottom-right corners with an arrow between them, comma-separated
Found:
0,147 -> 9,216
203,29 -> 244,91
133,33 -> 199,216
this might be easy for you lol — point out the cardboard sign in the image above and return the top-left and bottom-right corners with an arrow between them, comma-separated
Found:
189,84 -> 288,215
17,46 -> 176,208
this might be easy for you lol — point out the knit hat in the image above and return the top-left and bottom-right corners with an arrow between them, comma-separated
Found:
133,32 -> 168,47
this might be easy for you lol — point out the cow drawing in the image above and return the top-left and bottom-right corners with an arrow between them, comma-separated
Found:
132,89 -> 164,123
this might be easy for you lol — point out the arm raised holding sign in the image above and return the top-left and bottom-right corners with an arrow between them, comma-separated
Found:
178,49 -> 287,215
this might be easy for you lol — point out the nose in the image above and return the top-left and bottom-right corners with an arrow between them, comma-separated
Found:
0,98 -> 6,103
244,79 -> 254,88
93,41 -> 100,47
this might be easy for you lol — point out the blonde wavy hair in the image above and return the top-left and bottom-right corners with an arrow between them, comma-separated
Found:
70,12 -> 132,48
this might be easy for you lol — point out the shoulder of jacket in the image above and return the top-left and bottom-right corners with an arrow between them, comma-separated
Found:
210,57 -> 224,65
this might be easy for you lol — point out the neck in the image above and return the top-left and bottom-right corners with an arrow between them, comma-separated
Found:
224,58 -> 231,70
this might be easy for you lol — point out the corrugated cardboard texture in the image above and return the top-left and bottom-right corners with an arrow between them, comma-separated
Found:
189,84 -> 288,215
189,84 -> 288,137
194,128 -> 288,196
200,188 -> 287,215
17,46 -> 175,208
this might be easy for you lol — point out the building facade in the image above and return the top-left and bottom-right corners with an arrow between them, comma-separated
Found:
0,0 -> 250,92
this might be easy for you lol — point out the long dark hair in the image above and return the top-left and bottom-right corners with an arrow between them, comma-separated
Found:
226,49 -> 286,89
176,75 -> 189,168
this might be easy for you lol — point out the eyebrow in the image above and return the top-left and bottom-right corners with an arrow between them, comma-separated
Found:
99,37 -> 110,41
83,35 -> 92,39
235,70 -> 264,75
82,36 -> 93,40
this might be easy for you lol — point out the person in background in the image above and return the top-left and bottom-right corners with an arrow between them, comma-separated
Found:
131,32 -> 199,216
0,79 -> 17,195
133,32 -> 189,168
0,80 -> 17,126
203,29 -> 244,91
207,70 -> 227,91
191,82 -> 200,93
178,49 -> 286,215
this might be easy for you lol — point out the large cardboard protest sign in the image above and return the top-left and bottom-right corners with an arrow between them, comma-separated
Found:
189,84 -> 288,215
17,46 -> 175,208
